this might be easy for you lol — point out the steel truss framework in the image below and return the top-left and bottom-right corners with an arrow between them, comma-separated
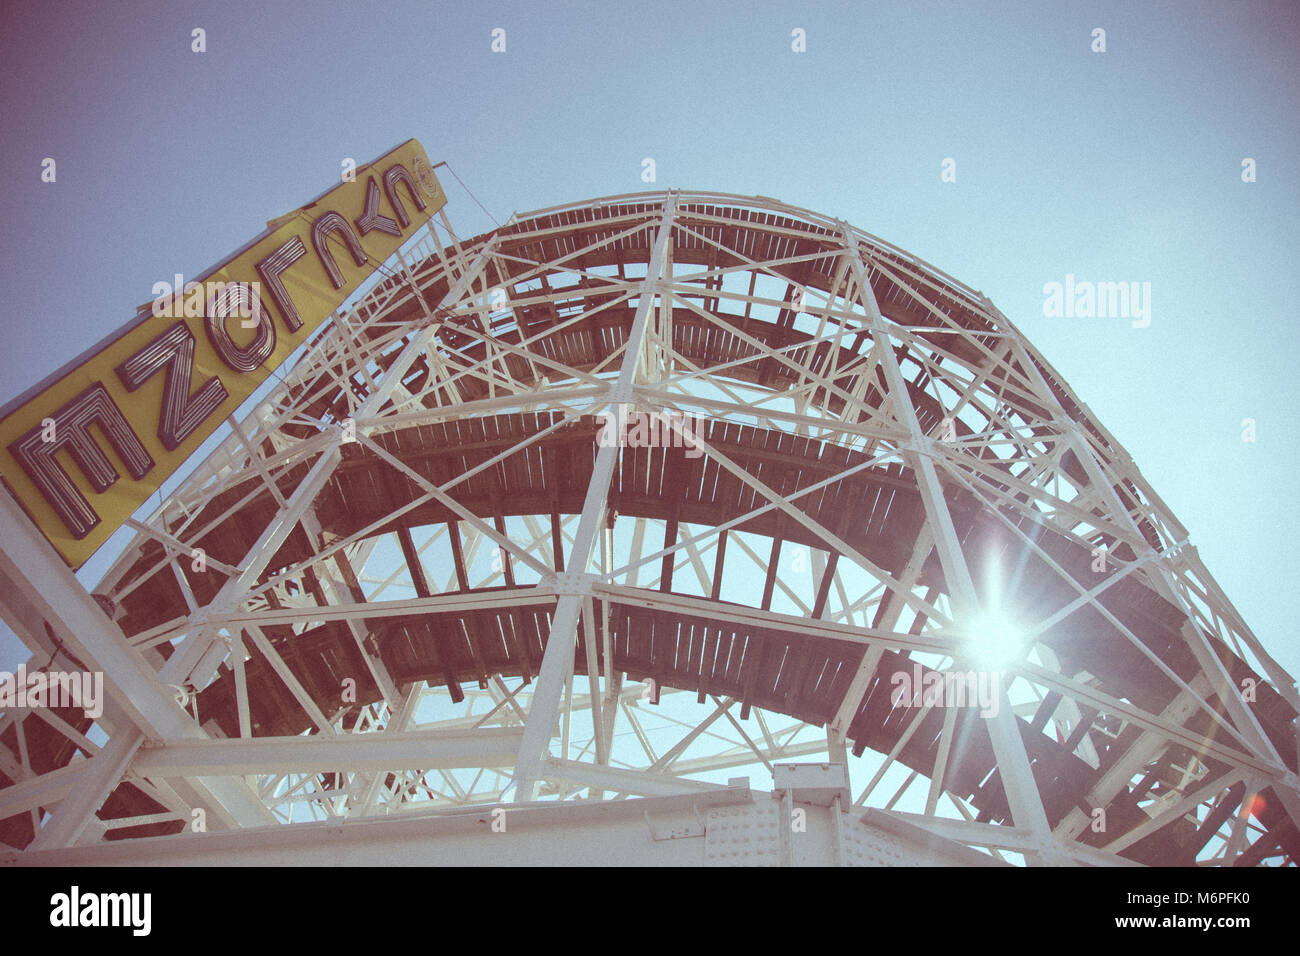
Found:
1,190 -> 1297,867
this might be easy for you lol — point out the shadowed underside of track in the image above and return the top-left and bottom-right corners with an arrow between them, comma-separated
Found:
90,409 -> 1300,864
5,199 -> 1294,864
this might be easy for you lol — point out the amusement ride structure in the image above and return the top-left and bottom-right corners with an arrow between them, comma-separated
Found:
1,174 -> 1296,866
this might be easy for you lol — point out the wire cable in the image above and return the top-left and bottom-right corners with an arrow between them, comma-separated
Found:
434,161 -> 502,228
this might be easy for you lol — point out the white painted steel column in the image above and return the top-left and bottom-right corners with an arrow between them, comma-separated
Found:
512,194 -> 677,800
0,491 -> 276,842
840,225 -> 1057,858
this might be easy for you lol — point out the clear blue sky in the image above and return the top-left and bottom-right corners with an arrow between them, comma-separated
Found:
1,0 -> 1297,682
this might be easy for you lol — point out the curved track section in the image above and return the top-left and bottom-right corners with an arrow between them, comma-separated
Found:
3,191 -> 1296,865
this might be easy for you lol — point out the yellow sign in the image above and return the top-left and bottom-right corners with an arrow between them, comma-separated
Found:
0,139 -> 445,569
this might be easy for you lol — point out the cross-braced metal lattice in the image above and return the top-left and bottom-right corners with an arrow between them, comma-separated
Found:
2,190 -> 1296,866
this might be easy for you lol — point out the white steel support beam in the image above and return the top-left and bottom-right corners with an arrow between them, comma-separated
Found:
841,230 -> 977,613
513,196 -> 679,800
840,225 -> 1055,853
540,756 -> 725,798
132,728 -> 526,777
0,760 -> 86,821
29,729 -> 142,850
0,491 -> 276,842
